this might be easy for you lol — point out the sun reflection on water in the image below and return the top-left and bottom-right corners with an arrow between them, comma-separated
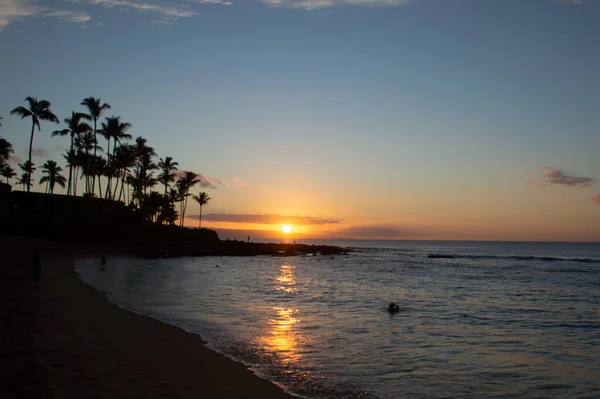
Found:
256,263 -> 303,365
277,263 -> 298,293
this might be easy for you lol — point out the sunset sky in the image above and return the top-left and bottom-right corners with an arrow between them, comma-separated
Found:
1,0 -> 599,242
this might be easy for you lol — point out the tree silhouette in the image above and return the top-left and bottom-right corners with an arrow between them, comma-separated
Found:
1,164 -> 16,184
81,97 -> 110,196
18,161 -> 36,191
176,171 -> 200,227
52,112 -> 91,195
39,160 -> 66,194
158,156 -> 179,194
192,191 -> 212,229
0,136 -> 14,166
10,97 -> 59,191
99,116 -> 131,198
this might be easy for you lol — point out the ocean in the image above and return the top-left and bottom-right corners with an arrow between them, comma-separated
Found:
75,240 -> 600,398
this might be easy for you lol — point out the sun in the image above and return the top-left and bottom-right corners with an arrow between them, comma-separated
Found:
281,224 -> 293,233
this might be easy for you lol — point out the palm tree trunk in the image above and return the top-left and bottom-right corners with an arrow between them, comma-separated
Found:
67,135 -> 74,196
199,205 -> 203,229
91,118 -> 97,196
98,174 -> 103,197
27,121 -> 35,192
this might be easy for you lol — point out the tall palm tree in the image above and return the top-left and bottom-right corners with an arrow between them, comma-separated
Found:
75,131 -> 101,194
113,144 -> 136,202
1,164 -> 16,184
81,97 -> 110,195
10,97 -> 59,191
192,191 -> 212,229
157,156 -> 179,194
39,160 -> 66,194
52,112 -> 92,195
176,171 -> 200,227
99,116 -> 131,198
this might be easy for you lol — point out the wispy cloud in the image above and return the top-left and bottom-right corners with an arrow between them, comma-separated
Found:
8,154 -> 23,163
27,147 -> 49,158
256,0 -> 410,10
203,213 -> 340,226
334,225 -> 415,239
0,0 -> 43,30
530,167 -> 595,188
590,195 -> 600,205
174,170 -> 222,188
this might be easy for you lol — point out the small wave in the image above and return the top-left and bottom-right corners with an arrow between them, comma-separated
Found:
422,254 -> 600,263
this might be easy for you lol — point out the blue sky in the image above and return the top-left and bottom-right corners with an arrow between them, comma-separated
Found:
1,0 -> 599,241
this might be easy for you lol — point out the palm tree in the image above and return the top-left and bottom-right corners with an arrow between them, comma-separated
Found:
0,136 -> 14,165
81,97 -> 111,195
99,116 -> 131,198
113,144 -> 136,202
10,97 -> 59,191
157,156 -> 179,194
192,191 -> 212,229
16,173 -> 28,191
18,160 -> 36,191
176,171 -> 200,227
52,112 -> 92,195
75,131 -> 102,194
1,164 -> 16,184
39,160 -> 66,194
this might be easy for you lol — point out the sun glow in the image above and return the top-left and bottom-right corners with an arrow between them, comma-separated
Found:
281,224 -> 293,233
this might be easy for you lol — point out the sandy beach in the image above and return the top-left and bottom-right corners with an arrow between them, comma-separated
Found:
0,237 -> 295,398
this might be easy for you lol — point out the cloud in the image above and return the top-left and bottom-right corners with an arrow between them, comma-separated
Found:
202,213 -> 340,226
334,225 -> 414,239
45,9 -> 91,23
0,0 -> 91,30
256,0 -> 410,10
531,167 -> 595,188
24,147 -> 49,158
591,195 -> 600,205
0,0 -> 43,30
174,170 -> 222,188
8,154 -> 23,163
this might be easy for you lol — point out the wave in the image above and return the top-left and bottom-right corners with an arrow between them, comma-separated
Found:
410,253 -> 600,263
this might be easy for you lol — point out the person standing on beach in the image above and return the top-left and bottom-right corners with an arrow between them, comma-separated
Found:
101,254 -> 107,271
31,252 -> 41,282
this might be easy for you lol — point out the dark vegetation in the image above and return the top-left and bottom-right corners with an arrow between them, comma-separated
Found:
0,100 -> 348,258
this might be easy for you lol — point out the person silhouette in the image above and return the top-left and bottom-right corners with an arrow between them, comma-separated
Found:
387,302 -> 400,313
101,254 -> 107,271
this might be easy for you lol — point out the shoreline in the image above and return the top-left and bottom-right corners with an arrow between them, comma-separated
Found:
1,237 -> 296,398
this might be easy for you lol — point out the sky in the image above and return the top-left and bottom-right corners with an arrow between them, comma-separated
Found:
1,0 -> 599,242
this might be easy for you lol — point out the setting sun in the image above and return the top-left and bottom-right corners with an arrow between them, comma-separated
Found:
281,224 -> 293,233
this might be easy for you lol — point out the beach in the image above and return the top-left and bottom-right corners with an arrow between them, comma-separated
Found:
0,237 -> 294,398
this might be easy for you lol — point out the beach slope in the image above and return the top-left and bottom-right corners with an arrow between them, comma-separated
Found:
1,238 -> 294,398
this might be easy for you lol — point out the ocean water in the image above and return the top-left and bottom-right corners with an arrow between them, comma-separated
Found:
75,240 -> 600,398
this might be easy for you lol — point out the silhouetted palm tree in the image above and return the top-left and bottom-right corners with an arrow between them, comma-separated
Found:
18,160 -> 36,191
52,112 -> 92,195
81,97 -> 110,195
75,131 -> 101,194
16,173 -> 28,191
99,116 -> 131,198
10,97 -> 59,191
192,191 -> 212,229
113,144 -> 136,202
158,156 -> 179,194
0,136 -> 14,165
39,160 -> 66,194
1,164 -> 16,184
176,171 -> 200,227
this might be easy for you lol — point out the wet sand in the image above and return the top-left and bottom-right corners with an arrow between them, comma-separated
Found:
0,237 -> 295,398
